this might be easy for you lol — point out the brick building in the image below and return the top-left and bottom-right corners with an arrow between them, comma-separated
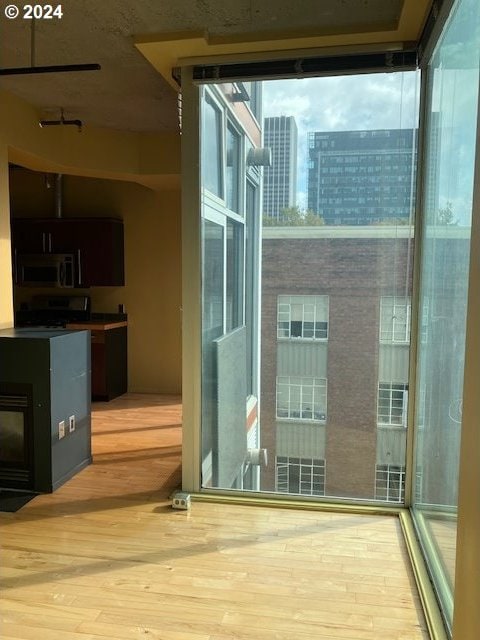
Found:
259,225 -> 469,503
260,226 -> 413,501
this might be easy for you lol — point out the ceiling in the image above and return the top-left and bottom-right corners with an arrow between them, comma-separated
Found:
0,0 -> 432,134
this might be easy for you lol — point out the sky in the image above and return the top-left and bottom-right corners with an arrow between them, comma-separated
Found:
262,72 -> 420,209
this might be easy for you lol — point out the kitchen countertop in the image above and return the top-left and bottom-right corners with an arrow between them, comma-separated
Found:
66,321 -> 128,331
0,327 -> 88,339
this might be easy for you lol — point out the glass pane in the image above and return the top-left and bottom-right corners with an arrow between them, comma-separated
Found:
413,0 -> 480,628
226,124 -> 241,212
200,85 -> 252,489
260,71 -> 418,502
245,181 -> 258,396
202,95 -> 223,197
201,219 -> 224,487
200,71 -> 419,500
0,410 -> 25,463
226,219 -> 244,332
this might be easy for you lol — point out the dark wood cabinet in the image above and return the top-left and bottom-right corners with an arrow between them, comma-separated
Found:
67,322 -> 128,401
91,326 -> 128,401
71,219 -> 125,287
11,217 -> 124,287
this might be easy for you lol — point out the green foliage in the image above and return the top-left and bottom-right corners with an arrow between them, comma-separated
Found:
425,202 -> 457,225
374,218 -> 410,226
437,202 -> 455,225
263,206 -> 325,226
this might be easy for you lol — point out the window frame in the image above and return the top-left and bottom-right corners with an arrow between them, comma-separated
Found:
277,295 -> 329,341
379,296 -> 412,344
377,381 -> 409,427
375,463 -> 405,503
276,456 -> 326,497
276,375 -> 327,423
202,89 -> 225,200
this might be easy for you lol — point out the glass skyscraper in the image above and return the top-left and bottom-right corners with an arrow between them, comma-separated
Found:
307,129 -> 416,225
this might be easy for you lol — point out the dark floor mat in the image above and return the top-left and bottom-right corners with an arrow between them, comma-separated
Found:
0,490 -> 37,512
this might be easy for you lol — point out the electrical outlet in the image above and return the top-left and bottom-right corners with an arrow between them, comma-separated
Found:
172,492 -> 191,510
58,420 -> 65,439
69,415 -> 76,433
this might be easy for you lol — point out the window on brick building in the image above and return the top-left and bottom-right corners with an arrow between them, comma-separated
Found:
377,382 -> 408,426
277,295 -> 328,340
276,376 -> 327,422
276,456 -> 326,496
380,296 -> 411,343
375,464 -> 405,502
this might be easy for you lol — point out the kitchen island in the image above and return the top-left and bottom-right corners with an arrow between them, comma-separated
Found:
66,321 -> 127,401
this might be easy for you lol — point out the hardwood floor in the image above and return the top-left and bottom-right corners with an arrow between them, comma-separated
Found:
0,393 -> 429,640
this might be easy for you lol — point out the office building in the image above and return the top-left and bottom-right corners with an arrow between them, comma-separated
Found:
307,129 -> 416,224
263,116 -> 298,218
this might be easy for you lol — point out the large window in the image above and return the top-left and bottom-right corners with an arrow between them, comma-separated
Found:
201,83 -> 261,490
412,0 -> 480,628
200,70 -> 418,502
276,376 -> 327,422
277,295 -> 328,340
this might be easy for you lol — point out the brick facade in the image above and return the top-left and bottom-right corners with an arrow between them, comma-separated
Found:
260,233 -> 412,498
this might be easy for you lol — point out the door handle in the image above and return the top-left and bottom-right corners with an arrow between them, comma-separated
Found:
77,250 -> 82,286
42,232 -> 46,252
59,262 -> 65,286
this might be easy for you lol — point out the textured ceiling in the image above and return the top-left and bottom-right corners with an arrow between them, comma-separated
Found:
0,0 -> 425,133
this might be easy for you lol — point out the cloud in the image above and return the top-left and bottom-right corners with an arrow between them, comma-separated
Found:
262,72 -> 420,206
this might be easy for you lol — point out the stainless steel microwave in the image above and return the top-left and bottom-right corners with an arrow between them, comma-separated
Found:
16,253 -> 76,288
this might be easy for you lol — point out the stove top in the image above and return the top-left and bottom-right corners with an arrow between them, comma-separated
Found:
15,295 -> 91,328
15,295 -> 127,329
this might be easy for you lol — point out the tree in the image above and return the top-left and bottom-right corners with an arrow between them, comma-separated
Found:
263,206 -> 325,226
437,202 -> 456,225
375,217 -> 410,226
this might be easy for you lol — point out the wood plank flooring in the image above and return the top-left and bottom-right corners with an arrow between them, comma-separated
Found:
0,393 -> 429,640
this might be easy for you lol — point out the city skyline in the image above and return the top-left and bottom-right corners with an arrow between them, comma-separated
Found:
262,72 -> 420,211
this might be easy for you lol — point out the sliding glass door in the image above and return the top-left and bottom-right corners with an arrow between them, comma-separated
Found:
413,0 -> 480,630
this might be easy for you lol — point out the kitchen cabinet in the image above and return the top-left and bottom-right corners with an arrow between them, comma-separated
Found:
11,219 -> 67,254
70,219 -> 125,287
11,217 -> 124,287
66,321 -> 128,401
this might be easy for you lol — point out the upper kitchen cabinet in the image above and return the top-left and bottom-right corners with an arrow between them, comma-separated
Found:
12,217 -> 125,287
71,219 -> 125,287
11,218 -> 62,254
